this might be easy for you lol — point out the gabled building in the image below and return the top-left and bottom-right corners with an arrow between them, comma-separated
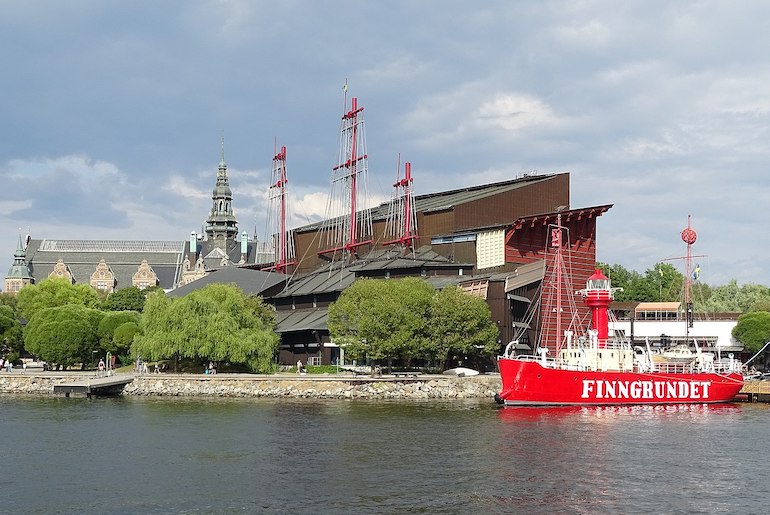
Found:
4,144 -> 258,294
22,239 -> 186,292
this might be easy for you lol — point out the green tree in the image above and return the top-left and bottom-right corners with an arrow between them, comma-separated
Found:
244,294 -> 277,329
749,297 -> 770,313
328,277 -> 434,365
113,322 -> 140,359
699,281 -> 770,313
132,284 -> 279,373
0,304 -> 23,359
97,311 -> 141,354
102,286 -> 150,312
16,277 -> 100,320
732,311 -> 770,355
597,262 -> 640,302
0,292 -> 19,313
428,286 -> 499,369
24,305 -> 103,369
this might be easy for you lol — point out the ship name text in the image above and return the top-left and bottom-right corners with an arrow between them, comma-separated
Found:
580,379 -> 712,400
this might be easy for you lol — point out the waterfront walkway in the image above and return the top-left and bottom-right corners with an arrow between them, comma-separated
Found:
52,375 -> 134,397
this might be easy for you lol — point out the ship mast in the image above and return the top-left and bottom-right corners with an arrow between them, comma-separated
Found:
662,215 -> 705,341
681,215 -> 697,339
318,94 -> 374,258
384,158 -> 418,249
554,213 -> 563,352
262,145 -> 296,274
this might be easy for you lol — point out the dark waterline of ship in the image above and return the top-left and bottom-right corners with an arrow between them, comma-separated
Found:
2,396 -> 767,514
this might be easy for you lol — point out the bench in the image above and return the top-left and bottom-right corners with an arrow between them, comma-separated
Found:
392,371 -> 422,378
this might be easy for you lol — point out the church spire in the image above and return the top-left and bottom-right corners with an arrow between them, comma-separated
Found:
4,230 -> 34,294
205,138 -> 239,249
219,135 -> 227,172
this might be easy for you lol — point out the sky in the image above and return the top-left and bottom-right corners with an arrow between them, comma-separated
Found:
2,1 -> 769,287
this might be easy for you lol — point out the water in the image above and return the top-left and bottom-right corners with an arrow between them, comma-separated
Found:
1,396 -> 767,514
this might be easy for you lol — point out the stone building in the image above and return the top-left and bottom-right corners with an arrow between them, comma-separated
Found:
4,145 -> 258,294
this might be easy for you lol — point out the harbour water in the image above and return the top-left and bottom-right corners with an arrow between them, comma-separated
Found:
2,396 -> 767,514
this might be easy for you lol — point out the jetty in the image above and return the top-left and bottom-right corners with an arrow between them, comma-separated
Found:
739,380 -> 770,402
53,375 -> 134,398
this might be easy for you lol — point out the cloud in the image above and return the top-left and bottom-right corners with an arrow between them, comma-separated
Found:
477,93 -> 559,133
3,1 -> 770,287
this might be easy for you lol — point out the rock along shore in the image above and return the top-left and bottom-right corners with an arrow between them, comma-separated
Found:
0,372 -> 503,400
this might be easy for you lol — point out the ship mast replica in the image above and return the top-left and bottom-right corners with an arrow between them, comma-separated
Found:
318,93 -> 373,260
262,145 -> 296,274
384,158 -> 418,250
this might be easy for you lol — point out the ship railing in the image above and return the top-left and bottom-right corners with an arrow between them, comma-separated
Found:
640,359 -> 743,375
505,353 -> 742,374
513,354 -> 560,368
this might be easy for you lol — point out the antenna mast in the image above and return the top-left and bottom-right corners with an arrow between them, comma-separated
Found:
662,215 -> 706,340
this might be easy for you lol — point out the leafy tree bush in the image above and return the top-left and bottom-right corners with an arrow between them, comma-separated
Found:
598,262 -> 682,302
97,311 -> 141,354
0,292 -> 19,312
102,286 -> 151,312
328,277 -> 433,365
750,298 -> 770,313
699,281 -> 770,313
132,284 -> 279,373
0,304 -> 23,358
328,278 -> 499,370
16,277 -> 100,320
24,305 -> 104,369
732,311 -> 770,356
428,285 -> 500,368
112,322 -> 140,356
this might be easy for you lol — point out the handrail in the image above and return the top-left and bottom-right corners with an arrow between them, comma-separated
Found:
500,353 -> 743,374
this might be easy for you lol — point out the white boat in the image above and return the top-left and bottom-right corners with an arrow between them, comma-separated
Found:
660,345 -> 695,361
442,367 -> 479,377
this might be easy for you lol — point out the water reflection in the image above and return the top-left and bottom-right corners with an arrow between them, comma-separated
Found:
0,396 -> 767,514
497,402 -> 744,423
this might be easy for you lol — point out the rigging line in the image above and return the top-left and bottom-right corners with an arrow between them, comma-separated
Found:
743,340 -> 770,367
280,222 -> 324,291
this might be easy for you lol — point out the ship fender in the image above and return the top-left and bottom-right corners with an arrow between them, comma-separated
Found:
494,393 -> 504,405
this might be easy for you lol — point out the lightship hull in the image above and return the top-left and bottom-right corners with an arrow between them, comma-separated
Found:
496,358 -> 743,406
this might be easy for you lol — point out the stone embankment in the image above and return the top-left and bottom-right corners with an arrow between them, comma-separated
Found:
0,373 -> 503,400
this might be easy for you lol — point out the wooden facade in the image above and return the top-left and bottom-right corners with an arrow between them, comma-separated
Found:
504,206 -> 612,351
290,173 -> 570,275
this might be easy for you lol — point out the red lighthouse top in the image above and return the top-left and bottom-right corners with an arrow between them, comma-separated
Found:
585,269 -> 611,292
578,269 -> 613,346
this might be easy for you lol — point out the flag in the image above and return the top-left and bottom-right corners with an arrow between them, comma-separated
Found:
343,80 -> 348,93
692,264 -> 701,281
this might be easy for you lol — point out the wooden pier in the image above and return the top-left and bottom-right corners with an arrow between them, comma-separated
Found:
53,375 -> 134,398
739,380 -> 770,402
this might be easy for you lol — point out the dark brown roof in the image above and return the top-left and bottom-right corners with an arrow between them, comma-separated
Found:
294,173 -> 562,233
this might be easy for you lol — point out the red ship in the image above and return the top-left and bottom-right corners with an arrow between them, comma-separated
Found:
495,215 -> 744,407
